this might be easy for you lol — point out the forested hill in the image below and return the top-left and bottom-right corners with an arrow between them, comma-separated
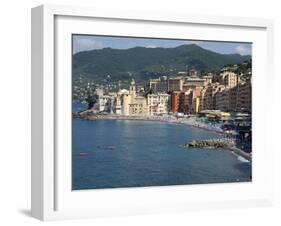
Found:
73,44 -> 251,83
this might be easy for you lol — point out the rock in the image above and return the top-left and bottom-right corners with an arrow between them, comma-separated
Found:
185,139 -> 231,149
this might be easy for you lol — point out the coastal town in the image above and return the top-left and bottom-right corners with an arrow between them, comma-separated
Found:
73,61 -> 252,159
71,36 -> 253,190
74,64 -> 251,116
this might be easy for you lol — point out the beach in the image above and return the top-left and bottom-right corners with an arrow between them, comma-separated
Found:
78,111 -> 224,133
76,110 -> 251,162
72,116 -> 251,190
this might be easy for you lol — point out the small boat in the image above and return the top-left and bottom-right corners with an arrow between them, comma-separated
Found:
79,152 -> 87,156
107,145 -> 116,150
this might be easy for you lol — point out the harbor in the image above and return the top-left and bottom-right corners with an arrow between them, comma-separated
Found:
72,113 -> 252,190
75,106 -> 252,161
71,37 -> 252,190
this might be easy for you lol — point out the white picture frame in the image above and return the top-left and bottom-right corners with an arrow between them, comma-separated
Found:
31,4 -> 274,221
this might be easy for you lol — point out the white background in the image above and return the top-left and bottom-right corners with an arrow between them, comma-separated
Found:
55,14 -> 270,217
0,0 -> 280,225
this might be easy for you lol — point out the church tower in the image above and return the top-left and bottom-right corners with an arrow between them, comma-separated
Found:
129,78 -> 136,98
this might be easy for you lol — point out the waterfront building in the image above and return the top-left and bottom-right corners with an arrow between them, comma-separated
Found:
97,95 -> 112,112
93,66 -> 251,116
156,80 -> 169,93
168,77 -> 183,92
192,96 -> 201,114
170,87 -> 203,114
236,78 -> 252,112
147,93 -> 170,115
179,92 -> 186,113
147,94 -> 159,115
149,76 -> 184,93
178,90 -> 194,114
121,79 -> 148,116
128,96 -> 148,116
199,86 -> 207,111
149,77 -> 168,93
219,71 -> 240,88
215,87 -> 231,112
157,93 -> 170,114
96,91 -> 118,113
121,93 -> 131,116
108,94 -> 116,114
171,88 -> 202,114
115,90 -> 129,115
191,88 -> 203,113
201,83 -> 224,110
171,91 -> 181,113
183,77 -> 205,91
229,86 -> 238,111
115,93 -> 123,115
213,78 -> 251,113
148,78 -> 159,90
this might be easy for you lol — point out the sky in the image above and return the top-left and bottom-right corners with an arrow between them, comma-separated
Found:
73,35 -> 252,56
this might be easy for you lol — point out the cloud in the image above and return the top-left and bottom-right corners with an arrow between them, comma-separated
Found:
73,36 -> 103,53
145,45 -> 158,48
235,45 -> 251,55
183,40 -> 201,45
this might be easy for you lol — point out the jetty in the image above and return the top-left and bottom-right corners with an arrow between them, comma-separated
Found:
184,138 -> 252,161
185,138 -> 234,149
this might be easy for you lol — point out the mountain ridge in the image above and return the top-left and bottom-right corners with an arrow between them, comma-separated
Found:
73,44 -> 251,83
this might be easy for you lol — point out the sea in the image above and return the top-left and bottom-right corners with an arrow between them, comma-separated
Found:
72,102 -> 251,190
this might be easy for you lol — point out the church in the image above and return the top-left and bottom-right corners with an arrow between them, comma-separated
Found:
121,79 -> 148,116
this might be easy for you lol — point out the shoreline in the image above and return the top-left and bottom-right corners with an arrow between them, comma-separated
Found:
76,112 -> 251,162
185,139 -> 252,162
229,146 -> 252,162
77,112 -> 224,134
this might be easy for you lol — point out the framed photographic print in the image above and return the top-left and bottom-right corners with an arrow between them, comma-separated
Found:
31,4 -> 274,221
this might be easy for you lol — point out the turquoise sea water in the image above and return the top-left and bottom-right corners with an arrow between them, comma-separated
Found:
72,102 -> 251,190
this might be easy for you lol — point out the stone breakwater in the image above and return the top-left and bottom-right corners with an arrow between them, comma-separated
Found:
185,138 -> 235,149
184,138 -> 252,162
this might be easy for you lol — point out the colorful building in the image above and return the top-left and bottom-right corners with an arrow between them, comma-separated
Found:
121,79 -> 148,116
171,91 -> 181,113
219,71 -> 240,88
236,79 -> 252,112
168,77 -> 183,92
147,93 -> 170,115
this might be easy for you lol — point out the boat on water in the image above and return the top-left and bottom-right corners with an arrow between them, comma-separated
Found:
107,145 -> 116,150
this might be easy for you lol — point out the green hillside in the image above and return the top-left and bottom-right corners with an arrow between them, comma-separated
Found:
73,44 -> 251,83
